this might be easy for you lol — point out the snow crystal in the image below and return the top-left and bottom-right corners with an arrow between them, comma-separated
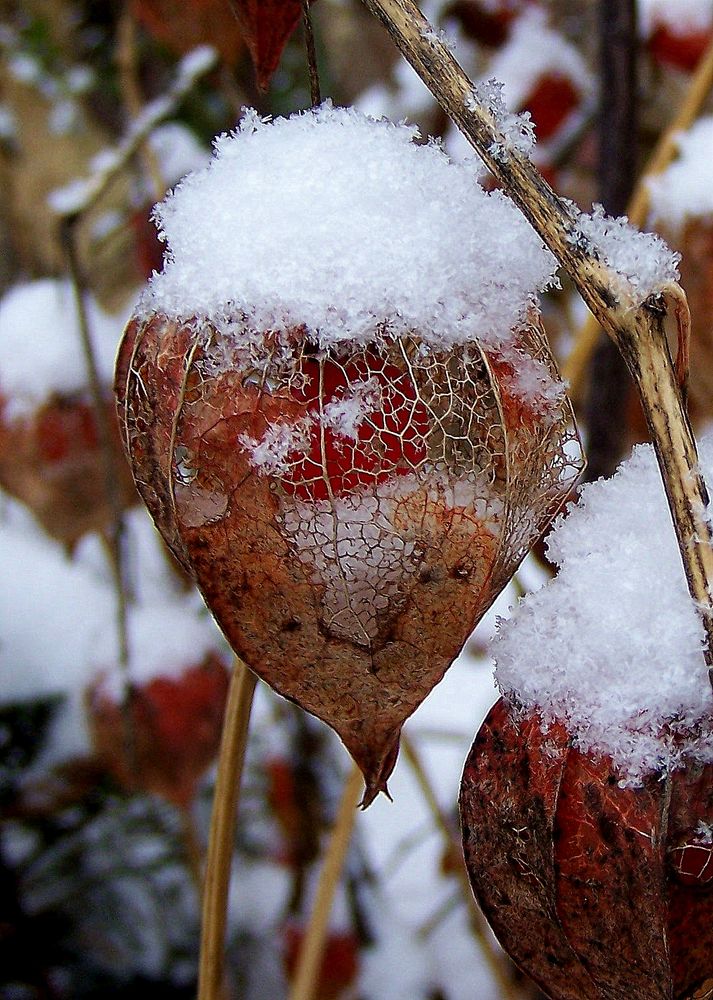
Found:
570,204 -> 680,305
321,378 -> 381,440
494,434 -> 713,783
0,279 -> 126,420
648,117 -> 713,231
466,78 -> 536,158
482,8 -> 594,134
238,418 -> 312,476
140,102 -> 558,352
639,0 -> 713,37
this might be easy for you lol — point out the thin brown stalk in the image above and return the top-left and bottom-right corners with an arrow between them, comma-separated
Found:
360,0 -> 713,684
301,0 -> 322,107
563,32 -> 713,396
61,220 -> 133,761
115,7 -> 166,201
198,658 -> 258,1000
401,733 -> 521,1000
288,763 -> 363,1000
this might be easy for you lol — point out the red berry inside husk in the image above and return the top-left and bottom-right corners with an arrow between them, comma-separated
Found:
280,350 -> 429,502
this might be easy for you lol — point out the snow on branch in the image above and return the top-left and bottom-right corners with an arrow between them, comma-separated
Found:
48,45 -> 217,219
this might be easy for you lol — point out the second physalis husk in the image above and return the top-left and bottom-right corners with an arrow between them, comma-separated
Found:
115,103 -> 582,803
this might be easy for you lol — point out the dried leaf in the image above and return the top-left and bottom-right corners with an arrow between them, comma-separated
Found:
117,313 -> 579,802
230,0 -> 314,89
460,699 -> 713,999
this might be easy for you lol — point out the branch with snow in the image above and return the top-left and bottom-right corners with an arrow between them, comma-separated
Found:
48,45 -> 217,220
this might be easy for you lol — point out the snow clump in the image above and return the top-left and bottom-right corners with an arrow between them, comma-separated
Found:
494,434 -> 713,784
648,116 -> 713,231
638,0 -> 713,37
0,279 -> 125,420
139,101 -> 558,352
570,204 -> 680,306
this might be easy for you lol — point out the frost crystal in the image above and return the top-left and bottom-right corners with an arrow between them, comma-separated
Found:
467,79 -> 536,158
494,434 -> 713,784
570,204 -> 680,305
140,102 -> 557,351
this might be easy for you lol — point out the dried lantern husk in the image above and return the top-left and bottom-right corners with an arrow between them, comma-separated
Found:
0,391 -> 136,548
116,310 -> 581,802
460,698 -> 713,1000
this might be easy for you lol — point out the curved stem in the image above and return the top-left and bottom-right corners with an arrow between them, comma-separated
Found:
563,32 -> 713,397
198,658 -> 258,1000
301,0 -> 322,107
288,763 -> 363,1000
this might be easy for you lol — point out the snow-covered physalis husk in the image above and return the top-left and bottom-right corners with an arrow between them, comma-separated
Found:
459,698 -> 713,1000
117,310 -> 580,803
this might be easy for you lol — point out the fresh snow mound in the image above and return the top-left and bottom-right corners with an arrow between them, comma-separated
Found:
648,117 -> 713,230
0,279 -> 125,420
140,102 -> 558,350
494,435 -> 713,784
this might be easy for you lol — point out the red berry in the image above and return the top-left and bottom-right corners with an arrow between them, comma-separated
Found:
523,73 -> 580,142
649,24 -> 712,72
279,350 -> 429,502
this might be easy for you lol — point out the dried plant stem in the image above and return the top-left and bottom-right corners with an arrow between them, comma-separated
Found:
360,0 -> 713,682
198,658 -> 258,1000
61,220 -> 133,757
301,0 -> 322,107
116,7 -> 166,201
401,734 -> 521,1000
563,32 -> 713,395
288,763 -> 363,1000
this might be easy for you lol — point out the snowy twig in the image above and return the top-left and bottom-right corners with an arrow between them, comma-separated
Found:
288,763 -> 363,1000
563,30 -> 713,397
198,658 -> 257,1000
50,45 -> 217,220
361,0 -> 713,682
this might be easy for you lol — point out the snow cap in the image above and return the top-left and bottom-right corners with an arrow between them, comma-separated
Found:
494,435 -> 713,784
140,101 -> 558,351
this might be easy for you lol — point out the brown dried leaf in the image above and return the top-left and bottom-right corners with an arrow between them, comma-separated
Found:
229,0 -> 315,90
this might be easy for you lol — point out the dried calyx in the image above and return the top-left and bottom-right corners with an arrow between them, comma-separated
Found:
117,103 -> 581,801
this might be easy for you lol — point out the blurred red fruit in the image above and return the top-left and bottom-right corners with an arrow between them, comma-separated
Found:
131,0 -> 244,66
460,698 -> 713,1000
0,393 -> 136,547
524,73 -> 580,142
284,925 -> 359,999
89,652 -> 230,809
649,24 -> 712,72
